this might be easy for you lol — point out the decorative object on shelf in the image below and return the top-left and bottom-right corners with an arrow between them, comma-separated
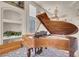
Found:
17,1 -> 24,8
4,1 -> 24,9
3,31 -> 21,37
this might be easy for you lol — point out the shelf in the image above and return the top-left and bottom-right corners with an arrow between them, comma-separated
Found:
3,19 -> 22,24
3,35 -> 22,40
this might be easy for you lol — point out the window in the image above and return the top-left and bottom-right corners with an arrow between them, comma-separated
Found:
29,4 -> 36,33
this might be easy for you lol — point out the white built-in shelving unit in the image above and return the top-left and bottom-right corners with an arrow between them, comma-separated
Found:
0,2 -> 25,44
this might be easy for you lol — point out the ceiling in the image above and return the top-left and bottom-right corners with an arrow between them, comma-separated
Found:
35,1 -> 73,6
35,1 -> 79,9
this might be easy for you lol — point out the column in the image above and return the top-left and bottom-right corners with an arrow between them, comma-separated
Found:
0,8 -> 3,44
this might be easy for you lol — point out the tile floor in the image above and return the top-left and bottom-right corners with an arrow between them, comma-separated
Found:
0,47 -> 69,57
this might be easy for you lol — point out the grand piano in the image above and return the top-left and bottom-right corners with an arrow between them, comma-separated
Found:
22,12 -> 78,57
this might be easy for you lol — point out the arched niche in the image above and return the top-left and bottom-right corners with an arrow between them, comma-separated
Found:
2,8 -> 24,38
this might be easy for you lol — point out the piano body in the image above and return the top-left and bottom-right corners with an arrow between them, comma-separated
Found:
22,12 -> 78,57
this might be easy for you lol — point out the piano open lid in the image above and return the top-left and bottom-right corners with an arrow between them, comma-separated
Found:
36,12 -> 78,35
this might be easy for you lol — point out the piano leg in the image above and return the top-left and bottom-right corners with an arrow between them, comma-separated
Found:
31,48 -> 33,52
35,48 -> 40,54
69,50 -> 75,57
35,48 -> 37,54
27,48 -> 32,57
45,47 -> 47,49
40,47 -> 43,52
69,37 -> 77,57
37,47 -> 43,54
35,47 -> 43,55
